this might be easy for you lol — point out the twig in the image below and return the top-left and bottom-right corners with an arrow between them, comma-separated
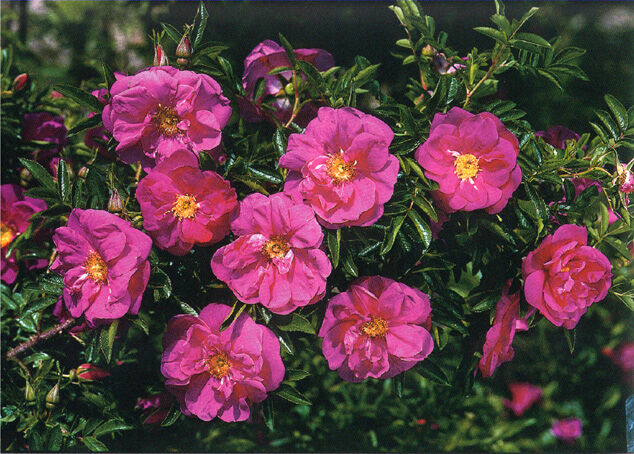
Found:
6,318 -> 77,360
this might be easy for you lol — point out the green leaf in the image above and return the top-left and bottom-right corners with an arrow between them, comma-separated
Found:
53,85 -> 104,112
407,210 -> 432,248
563,328 -> 576,354
523,182 -> 548,221
327,230 -> 340,269
81,437 -> 108,452
68,115 -> 102,137
599,203 -> 610,236
604,94 -> 628,131
277,33 -> 297,68
276,385 -> 311,405
514,32 -> 551,48
262,399 -> 274,432
57,159 -> 70,202
272,129 -> 288,158
220,301 -> 247,332
473,27 -> 506,43
18,158 -> 57,192
93,420 -> 133,437
515,6 -> 539,31
595,109 -> 619,140
285,369 -> 310,381
39,274 -> 64,294
380,215 -> 406,255
342,252 -> 359,278
101,60 -> 115,88
247,166 -> 283,184
395,38 -> 411,49
276,313 -> 315,334
159,405 -> 182,427
193,1 -> 209,50
161,22 -> 182,44
177,299 -> 198,316
100,320 -> 118,363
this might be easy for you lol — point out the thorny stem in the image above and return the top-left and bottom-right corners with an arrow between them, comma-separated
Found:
6,318 -> 77,360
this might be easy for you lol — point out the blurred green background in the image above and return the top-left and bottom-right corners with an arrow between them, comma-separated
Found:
1,1 -> 632,452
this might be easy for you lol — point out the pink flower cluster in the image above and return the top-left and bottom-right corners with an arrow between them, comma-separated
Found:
279,107 -> 399,228
319,276 -> 434,382
211,193 -> 331,314
51,209 -> 152,326
1,184 -> 48,284
522,224 -> 612,329
102,66 -> 231,170
137,150 -> 238,255
161,303 -> 284,422
415,107 -> 521,214
239,39 -> 334,125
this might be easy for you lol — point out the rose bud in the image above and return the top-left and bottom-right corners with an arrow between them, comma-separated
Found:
153,44 -> 169,67
25,382 -> 36,402
176,35 -> 192,66
45,383 -> 60,409
77,166 -> 89,179
107,188 -> 124,213
12,73 -> 29,92
76,364 -> 111,381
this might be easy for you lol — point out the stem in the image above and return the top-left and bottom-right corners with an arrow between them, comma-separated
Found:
284,70 -> 301,128
6,318 -> 77,360
404,28 -> 428,91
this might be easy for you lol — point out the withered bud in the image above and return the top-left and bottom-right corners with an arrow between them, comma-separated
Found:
153,44 -> 169,66
107,188 -> 124,213
12,73 -> 29,92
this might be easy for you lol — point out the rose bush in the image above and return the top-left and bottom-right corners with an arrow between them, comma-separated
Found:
1,1 -> 632,452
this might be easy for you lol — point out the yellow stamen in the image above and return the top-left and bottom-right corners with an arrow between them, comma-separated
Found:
152,104 -> 182,136
206,352 -> 231,379
360,317 -> 389,338
262,235 -> 290,259
84,251 -> 108,284
0,223 -> 15,248
326,152 -> 356,185
171,194 -> 198,220
454,154 -> 480,180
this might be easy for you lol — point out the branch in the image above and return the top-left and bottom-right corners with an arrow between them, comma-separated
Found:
6,318 -> 77,360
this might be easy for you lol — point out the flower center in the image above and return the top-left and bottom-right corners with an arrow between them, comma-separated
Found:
206,352 -> 231,379
171,194 -> 198,220
84,251 -> 108,284
360,317 -> 389,338
262,235 -> 290,259
326,152 -> 357,185
152,104 -> 182,137
454,153 -> 480,180
0,223 -> 15,248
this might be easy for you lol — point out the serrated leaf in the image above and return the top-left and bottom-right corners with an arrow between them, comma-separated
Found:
81,437 -> 108,452
193,1 -> 209,50
285,369 -> 310,381
247,166 -> 283,184
160,22 -> 182,44
381,215 -> 406,255
604,94 -> 628,131
342,252 -> 359,278
220,301 -> 247,332
177,299 -> 198,316
327,230 -> 340,269
595,109 -> 619,140
57,159 -> 70,202
262,399 -> 274,432
159,405 -> 181,427
276,313 -> 315,334
92,420 -> 133,437
53,85 -> 104,112
407,210 -> 432,248
276,385 -> 311,405
563,328 -> 576,354
277,33 -> 297,68
68,115 -> 102,137
473,26 -> 506,43
99,320 -> 118,363
272,129 -> 287,158
18,158 -> 57,192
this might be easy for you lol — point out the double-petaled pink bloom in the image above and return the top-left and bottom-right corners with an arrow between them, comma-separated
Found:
1,184 -> 48,284
211,192 -> 331,314
503,382 -> 542,416
51,209 -> 152,326
522,224 -> 612,329
319,276 -> 434,383
238,39 -> 334,125
279,107 -> 399,228
161,303 -> 285,422
415,107 -> 521,214
102,66 -> 231,170
136,150 -> 237,256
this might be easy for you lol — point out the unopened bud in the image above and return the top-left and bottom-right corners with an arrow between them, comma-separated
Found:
153,44 -> 169,67
107,189 -> 123,213
12,73 -> 29,92
25,382 -> 36,402
77,166 -> 89,179
77,363 -> 110,381
45,383 -> 60,409
284,82 -> 295,96
422,45 -> 436,57
175,35 -> 193,59
20,168 -> 33,187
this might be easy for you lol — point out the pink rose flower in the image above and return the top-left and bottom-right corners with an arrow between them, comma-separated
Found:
161,303 -> 285,422
479,282 -> 521,378
23,111 -> 68,166
279,107 -> 399,228
50,209 -> 152,327
137,150 -> 237,256
551,418 -> 582,444
1,184 -> 48,284
535,125 -> 580,149
136,392 -> 174,425
84,88 -> 111,158
318,276 -> 434,383
102,66 -> 231,170
238,39 -> 334,126
211,192 -> 331,314
522,224 -> 612,329
415,107 -> 521,214
503,382 -> 542,416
